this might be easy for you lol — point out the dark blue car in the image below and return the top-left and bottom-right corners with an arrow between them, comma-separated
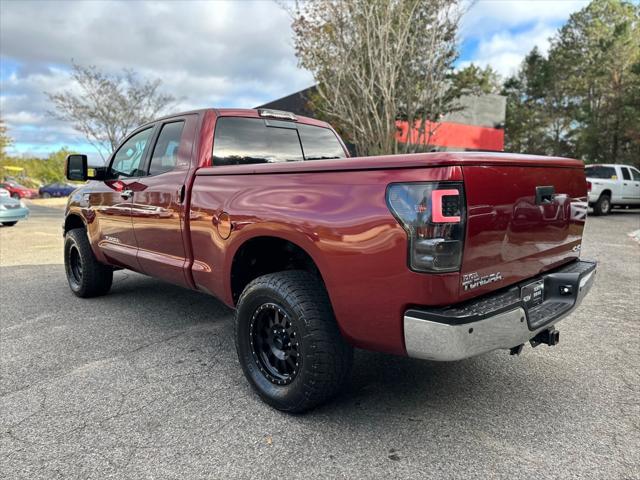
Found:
38,182 -> 77,198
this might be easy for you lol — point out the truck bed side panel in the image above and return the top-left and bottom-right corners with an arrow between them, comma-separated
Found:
189,166 -> 462,355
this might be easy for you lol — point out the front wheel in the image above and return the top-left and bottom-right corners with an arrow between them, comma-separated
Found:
2,221 -> 17,226
64,228 -> 113,297
235,270 -> 353,413
42,192 -> 51,199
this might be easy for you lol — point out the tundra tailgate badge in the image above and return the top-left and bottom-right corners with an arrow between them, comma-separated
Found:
462,272 -> 503,291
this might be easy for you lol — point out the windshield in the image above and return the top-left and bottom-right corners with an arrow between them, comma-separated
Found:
213,117 -> 346,166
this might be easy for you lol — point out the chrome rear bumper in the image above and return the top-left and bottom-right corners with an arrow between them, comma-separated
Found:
404,260 -> 596,361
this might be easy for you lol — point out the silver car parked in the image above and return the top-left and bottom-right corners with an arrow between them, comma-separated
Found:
0,195 -> 29,226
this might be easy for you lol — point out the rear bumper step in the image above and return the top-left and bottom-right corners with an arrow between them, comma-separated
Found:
403,260 -> 596,361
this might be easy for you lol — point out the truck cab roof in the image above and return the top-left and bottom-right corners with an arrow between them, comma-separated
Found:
142,108 -> 331,130
586,163 -> 636,168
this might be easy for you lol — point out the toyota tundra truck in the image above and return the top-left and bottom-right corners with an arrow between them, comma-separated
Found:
63,108 -> 596,412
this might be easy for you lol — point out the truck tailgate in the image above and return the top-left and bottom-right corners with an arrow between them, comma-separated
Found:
460,164 -> 587,300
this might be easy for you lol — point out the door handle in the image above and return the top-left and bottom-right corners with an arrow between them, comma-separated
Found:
120,189 -> 133,200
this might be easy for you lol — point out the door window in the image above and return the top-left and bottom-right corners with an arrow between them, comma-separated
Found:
631,168 -> 640,181
148,121 -> 186,175
111,128 -> 153,178
621,168 -> 631,180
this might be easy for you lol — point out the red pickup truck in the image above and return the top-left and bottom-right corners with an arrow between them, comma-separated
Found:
64,108 -> 596,412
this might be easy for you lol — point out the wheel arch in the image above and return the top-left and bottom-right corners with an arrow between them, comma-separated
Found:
229,234 -> 328,306
64,213 -> 86,233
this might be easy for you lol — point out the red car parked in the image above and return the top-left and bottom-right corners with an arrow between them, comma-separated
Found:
0,181 -> 38,199
62,108 -> 596,412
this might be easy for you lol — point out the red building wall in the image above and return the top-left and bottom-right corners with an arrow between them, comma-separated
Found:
396,120 -> 504,151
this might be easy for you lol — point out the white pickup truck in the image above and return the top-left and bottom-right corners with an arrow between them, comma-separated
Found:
586,164 -> 640,215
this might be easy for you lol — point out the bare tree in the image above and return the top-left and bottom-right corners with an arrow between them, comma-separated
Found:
47,63 -> 175,159
289,0 -> 461,156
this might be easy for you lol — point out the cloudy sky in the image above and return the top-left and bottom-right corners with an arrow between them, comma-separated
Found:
0,0 -> 589,158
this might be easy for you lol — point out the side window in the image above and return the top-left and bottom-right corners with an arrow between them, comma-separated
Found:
148,121 -> 185,175
631,168 -> 640,181
621,167 -> 631,180
111,128 -> 153,178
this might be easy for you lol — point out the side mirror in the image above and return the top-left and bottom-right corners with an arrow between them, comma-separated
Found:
65,154 -> 88,181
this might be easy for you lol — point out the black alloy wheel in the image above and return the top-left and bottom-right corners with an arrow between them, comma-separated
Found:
67,244 -> 83,287
234,270 -> 353,412
250,303 -> 301,385
64,228 -> 113,298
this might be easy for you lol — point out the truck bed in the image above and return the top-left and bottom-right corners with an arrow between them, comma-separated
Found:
189,152 -> 587,354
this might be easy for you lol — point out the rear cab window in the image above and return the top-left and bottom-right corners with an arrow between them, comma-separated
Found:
212,117 -> 345,166
585,166 -> 617,179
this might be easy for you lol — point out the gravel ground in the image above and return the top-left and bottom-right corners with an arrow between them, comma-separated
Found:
0,204 -> 639,479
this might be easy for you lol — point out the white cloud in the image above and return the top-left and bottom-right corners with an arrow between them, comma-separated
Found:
3,111 -> 44,125
458,1 -> 589,78
461,0 -> 588,38
0,0 -> 590,156
461,22 -> 559,77
0,0 -> 313,156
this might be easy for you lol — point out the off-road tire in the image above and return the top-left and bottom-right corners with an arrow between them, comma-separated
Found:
64,228 -> 113,298
235,270 -> 353,413
593,194 -> 611,216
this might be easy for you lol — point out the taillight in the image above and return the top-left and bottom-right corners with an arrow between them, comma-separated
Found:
586,181 -> 591,192
386,182 -> 465,273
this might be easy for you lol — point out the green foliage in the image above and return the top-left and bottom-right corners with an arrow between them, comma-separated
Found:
504,0 -> 640,165
451,64 -> 502,96
290,0 -> 461,155
0,118 -> 12,161
0,148 -> 76,186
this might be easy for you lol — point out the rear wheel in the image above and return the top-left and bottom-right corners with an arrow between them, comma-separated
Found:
64,228 -> 113,297
11,193 -> 20,200
42,192 -> 51,199
2,221 -> 17,226
235,270 -> 353,413
593,194 -> 611,216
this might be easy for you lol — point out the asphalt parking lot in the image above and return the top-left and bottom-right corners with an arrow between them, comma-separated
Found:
1,202 -> 639,479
